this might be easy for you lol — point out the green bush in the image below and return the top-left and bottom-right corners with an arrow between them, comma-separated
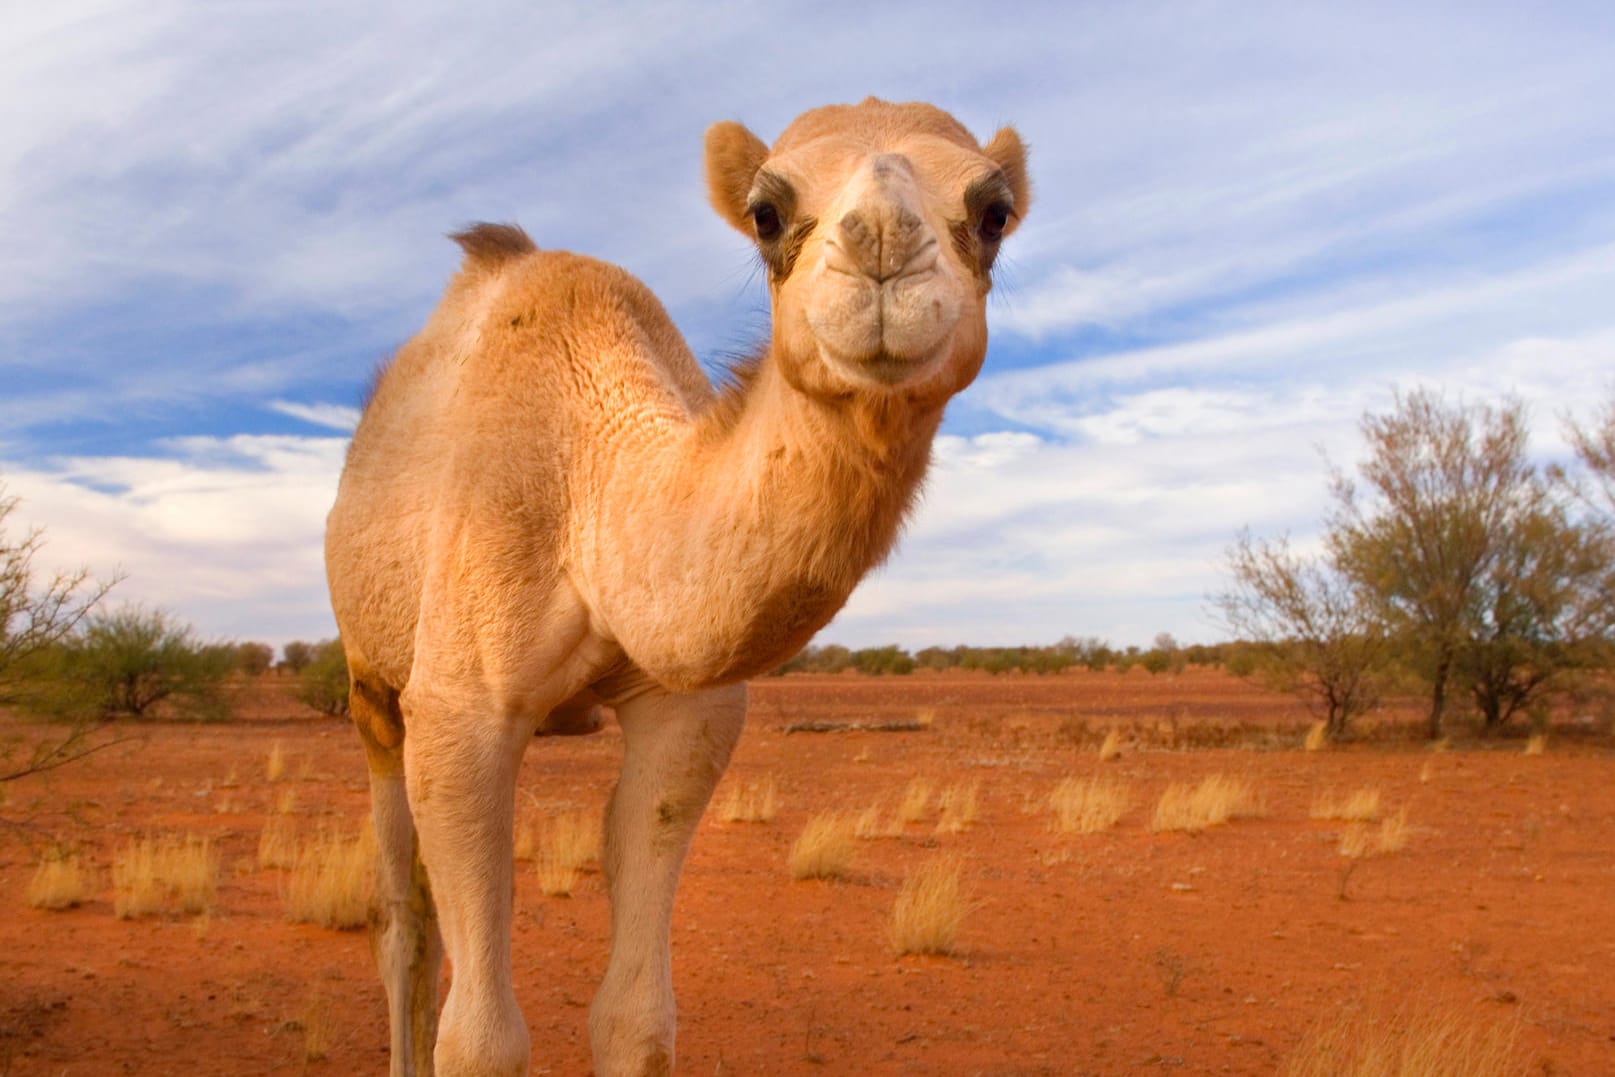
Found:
296,638 -> 350,716
69,606 -> 232,719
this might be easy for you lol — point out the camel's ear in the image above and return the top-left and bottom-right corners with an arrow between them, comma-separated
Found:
983,126 -> 1031,237
705,121 -> 771,234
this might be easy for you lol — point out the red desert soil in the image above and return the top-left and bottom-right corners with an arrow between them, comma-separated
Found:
3,668 -> 1613,1075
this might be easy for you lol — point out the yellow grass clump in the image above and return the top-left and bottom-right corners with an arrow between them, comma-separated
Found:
1524,733 -> 1546,756
1303,721 -> 1329,752
1376,807 -> 1411,854
1047,776 -> 1131,834
275,787 -> 299,815
1150,774 -> 1258,834
788,812 -> 857,881
533,809 -> 603,897
1097,728 -> 1123,762
1312,787 -> 1382,822
28,851 -> 92,910
896,778 -> 933,826
891,857 -> 967,956
853,804 -> 884,840
1282,1002 -> 1519,1076
258,817 -> 300,870
715,775 -> 779,824
113,834 -> 219,919
914,707 -> 936,729
285,825 -> 375,929
266,740 -> 286,782
935,780 -> 981,834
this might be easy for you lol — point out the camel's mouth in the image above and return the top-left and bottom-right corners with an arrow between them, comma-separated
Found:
804,257 -> 962,389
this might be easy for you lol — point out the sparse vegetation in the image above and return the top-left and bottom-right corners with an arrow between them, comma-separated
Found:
284,825 -> 375,928
1098,728 -> 1123,761
935,779 -> 981,833
112,834 -> 219,918
891,856 -> 966,956
1282,1001 -> 1518,1076
716,775 -> 778,823
266,739 -> 287,781
1311,787 -> 1382,822
1047,776 -> 1131,833
28,849 -> 91,909
295,638 -> 349,716
258,817 -> 299,870
788,812 -> 857,881
69,606 -> 233,719
896,778 -> 933,826
1151,774 -> 1258,833
533,809 -> 602,896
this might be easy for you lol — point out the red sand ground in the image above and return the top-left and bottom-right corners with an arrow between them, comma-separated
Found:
3,668 -> 1613,1075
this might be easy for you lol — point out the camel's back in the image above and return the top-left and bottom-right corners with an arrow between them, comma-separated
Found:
325,227 -> 714,686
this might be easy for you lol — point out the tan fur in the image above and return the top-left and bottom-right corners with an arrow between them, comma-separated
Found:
325,98 -> 1027,1077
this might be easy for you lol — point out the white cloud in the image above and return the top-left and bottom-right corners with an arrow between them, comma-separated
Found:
269,400 -> 361,432
3,435 -> 345,645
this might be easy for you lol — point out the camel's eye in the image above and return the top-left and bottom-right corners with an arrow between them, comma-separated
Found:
751,203 -> 783,243
979,201 -> 1011,244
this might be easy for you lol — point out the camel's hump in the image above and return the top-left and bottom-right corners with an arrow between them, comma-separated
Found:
450,222 -> 538,265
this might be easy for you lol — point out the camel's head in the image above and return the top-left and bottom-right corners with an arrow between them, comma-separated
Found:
706,98 -> 1028,406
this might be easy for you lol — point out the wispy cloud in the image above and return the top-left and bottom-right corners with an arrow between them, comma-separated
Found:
269,400 -> 361,433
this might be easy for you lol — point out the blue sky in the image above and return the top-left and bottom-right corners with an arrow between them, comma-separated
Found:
3,2 -> 1614,651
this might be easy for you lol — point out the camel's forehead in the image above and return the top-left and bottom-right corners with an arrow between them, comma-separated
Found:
770,98 -> 981,157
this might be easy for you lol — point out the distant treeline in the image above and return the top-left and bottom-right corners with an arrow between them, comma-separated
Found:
772,634 -> 1240,676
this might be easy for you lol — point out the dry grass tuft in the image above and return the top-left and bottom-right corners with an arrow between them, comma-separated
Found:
1150,774 -> 1258,833
716,775 -> 779,824
1376,807 -> 1411,854
285,825 -> 375,929
914,707 -> 936,729
28,850 -> 92,910
788,812 -> 857,881
891,856 -> 967,956
301,990 -> 333,1062
258,817 -> 299,870
113,834 -> 219,918
1098,728 -> 1123,762
896,778 -> 933,826
533,809 -> 602,897
275,788 -> 299,815
853,804 -> 884,840
1312,787 -> 1382,822
266,740 -> 287,782
1524,733 -> 1546,756
1047,776 -> 1131,834
1303,721 -> 1329,752
1282,1001 -> 1519,1076
935,780 -> 981,834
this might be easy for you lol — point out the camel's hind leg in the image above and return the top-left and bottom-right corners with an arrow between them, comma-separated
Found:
352,673 -> 442,1077
590,682 -> 746,1076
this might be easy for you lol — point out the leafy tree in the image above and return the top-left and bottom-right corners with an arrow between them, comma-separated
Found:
1,483 -> 119,701
1213,531 -> 1388,738
850,645 -> 915,675
1564,393 -> 1615,516
297,638 -> 350,716
279,640 -> 316,673
233,641 -> 275,676
1330,390 -> 1610,736
70,606 -> 233,719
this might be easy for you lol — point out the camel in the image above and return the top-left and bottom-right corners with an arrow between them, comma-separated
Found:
323,97 -> 1029,1076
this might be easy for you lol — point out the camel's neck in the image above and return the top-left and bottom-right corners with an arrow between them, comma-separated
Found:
585,355 -> 942,691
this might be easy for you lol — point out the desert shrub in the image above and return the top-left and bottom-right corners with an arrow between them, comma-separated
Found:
1048,776 -> 1131,833
28,850 -> 91,910
296,638 -> 349,716
852,644 -> 916,675
1283,1001 -> 1517,1076
716,775 -> 778,823
112,834 -> 219,918
68,607 -> 232,719
233,641 -> 275,676
278,640 -> 316,673
1151,774 -> 1258,833
788,812 -> 856,880
285,826 -> 375,928
891,857 -> 966,956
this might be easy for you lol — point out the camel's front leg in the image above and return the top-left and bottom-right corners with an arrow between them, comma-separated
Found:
402,694 -> 531,1077
591,683 -> 745,1076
